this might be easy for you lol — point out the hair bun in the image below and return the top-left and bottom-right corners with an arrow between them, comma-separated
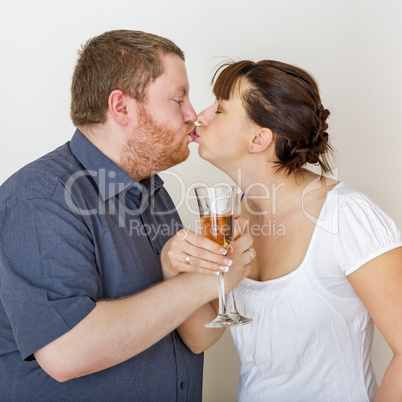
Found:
309,106 -> 330,159
289,106 -> 331,168
315,107 -> 330,138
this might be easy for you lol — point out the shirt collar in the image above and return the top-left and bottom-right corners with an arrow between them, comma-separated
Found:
69,129 -> 164,201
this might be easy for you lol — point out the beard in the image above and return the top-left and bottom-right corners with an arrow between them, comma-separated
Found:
121,104 -> 192,180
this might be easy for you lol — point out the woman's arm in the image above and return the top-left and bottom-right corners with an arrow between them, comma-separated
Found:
161,223 -> 254,353
176,234 -> 253,353
347,247 -> 402,401
176,299 -> 223,354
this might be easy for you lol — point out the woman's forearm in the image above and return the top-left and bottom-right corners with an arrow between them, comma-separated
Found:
177,300 -> 225,354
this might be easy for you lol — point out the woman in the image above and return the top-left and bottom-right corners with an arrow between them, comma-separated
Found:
165,60 -> 402,401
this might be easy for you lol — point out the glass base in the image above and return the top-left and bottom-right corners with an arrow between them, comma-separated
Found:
229,312 -> 253,325
204,313 -> 252,328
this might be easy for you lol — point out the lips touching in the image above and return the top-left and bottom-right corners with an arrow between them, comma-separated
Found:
188,127 -> 199,141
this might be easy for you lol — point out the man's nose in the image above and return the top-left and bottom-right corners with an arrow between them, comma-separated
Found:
184,102 -> 197,124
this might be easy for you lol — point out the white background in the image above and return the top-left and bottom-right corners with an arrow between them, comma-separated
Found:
1,0 -> 401,400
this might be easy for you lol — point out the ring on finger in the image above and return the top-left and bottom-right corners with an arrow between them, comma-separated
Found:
245,249 -> 254,263
185,254 -> 191,265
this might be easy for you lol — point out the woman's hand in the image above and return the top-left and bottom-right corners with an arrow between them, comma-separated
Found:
161,216 -> 255,282
222,232 -> 254,293
161,228 -> 232,280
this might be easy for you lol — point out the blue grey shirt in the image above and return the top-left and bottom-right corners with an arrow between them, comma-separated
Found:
0,130 -> 203,401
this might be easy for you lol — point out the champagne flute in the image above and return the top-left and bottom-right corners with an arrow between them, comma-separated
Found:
228,192 -> 253,324
195,185 -> 243,328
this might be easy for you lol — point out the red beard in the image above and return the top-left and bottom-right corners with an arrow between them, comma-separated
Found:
121,104 -> 192,180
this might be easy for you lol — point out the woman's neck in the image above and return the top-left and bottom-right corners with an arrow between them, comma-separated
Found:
226,161 -> 325,216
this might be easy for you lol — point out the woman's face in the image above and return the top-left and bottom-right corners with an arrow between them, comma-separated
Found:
195,81 -> 257,171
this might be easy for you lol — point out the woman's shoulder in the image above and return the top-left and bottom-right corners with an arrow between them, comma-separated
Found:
325,181 -> 399,235
328,182 -> 402,275
331,182 -> 390,216
333,181 -> 365,199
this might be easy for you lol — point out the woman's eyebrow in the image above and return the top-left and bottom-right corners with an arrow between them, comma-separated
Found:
217,99 -> 226,109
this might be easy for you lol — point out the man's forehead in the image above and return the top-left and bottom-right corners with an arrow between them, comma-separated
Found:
146,54 -> 189,95
151,76 -> 189,95
160,54 -> 189,81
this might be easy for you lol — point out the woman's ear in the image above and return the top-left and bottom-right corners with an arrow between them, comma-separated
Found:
108,90 -> 134,126
250,128 -> 274,153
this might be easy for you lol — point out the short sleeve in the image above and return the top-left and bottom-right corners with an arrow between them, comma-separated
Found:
0,196 -> 100,360
336,192 -> 402,276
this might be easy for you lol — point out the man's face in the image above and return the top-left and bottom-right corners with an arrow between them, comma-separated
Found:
122,53 -> 197,179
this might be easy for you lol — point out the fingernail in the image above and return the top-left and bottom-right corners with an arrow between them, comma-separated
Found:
223,258 -> 232,266
220,248 -> 228,255
219,266 -> 229,272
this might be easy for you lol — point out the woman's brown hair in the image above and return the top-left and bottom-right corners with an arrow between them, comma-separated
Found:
212,60 -> 333,174
70,30 -> 184,127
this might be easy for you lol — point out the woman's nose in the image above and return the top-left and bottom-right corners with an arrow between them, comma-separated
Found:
196,109 -> 209,126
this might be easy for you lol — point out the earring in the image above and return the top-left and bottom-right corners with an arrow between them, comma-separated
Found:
249,147 -> 254,154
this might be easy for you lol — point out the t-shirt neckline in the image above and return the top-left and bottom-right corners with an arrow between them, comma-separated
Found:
244,181 -> 344,286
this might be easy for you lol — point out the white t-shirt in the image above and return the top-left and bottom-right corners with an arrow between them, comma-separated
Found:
229,182 -> 402,402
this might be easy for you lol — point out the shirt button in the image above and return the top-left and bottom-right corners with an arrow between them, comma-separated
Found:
155,248 -> 160,255
180,382 -> 184,389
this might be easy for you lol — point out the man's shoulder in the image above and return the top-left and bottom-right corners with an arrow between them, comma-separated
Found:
0,142 -> 81,209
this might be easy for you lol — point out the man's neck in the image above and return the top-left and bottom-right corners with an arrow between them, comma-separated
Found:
78,125 -> 143,182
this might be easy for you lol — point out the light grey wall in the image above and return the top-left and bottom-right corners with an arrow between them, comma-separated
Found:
1,1 -> 401,401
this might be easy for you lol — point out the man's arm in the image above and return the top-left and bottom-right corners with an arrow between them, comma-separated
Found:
34,271 -> 217,382
35,228 -> 252,382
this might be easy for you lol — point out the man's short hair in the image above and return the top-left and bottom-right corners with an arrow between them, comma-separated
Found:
70,29 -> 184,127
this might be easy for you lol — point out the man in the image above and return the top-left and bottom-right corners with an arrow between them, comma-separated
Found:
0,30 -> 252,400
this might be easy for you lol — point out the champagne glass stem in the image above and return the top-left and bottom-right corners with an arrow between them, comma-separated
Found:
229,288 -> 253,324
217,272 -> 227,316
231,292 -> 238,313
